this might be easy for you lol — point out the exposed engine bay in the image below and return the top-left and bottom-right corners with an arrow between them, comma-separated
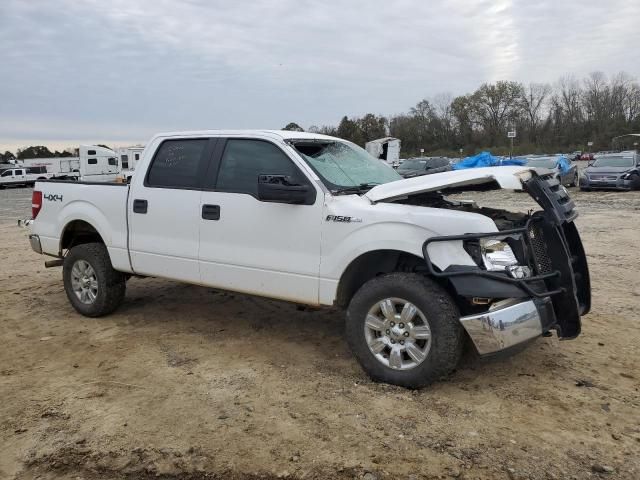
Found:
389,189 -> 531,231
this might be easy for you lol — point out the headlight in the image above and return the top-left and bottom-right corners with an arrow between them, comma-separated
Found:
480,239 -> 518,270
464,237 -> 532,278
621,172 -> 632,180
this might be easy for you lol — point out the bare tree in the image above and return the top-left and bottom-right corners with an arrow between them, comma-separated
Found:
520,83 -> 551,142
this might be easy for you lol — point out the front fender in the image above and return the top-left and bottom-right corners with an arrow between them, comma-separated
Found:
319,221 -> 490,305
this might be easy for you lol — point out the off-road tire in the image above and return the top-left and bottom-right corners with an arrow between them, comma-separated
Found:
63,242 -> 126,317
346,273 -> 464,388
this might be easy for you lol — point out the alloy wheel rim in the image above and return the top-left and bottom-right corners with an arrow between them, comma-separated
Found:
364,297 -> 432,371
71,259 -> 98,304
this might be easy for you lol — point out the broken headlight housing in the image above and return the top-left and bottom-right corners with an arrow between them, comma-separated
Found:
464,237 -> 532,278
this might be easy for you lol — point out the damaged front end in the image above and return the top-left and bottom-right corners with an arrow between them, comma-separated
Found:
403,172 -> 590,354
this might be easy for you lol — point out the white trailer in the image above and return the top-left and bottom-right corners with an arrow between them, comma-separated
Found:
115,146 -> 144,170
365,137 -> 401,167
115,146 -> 145,182
5,145 -> 121,185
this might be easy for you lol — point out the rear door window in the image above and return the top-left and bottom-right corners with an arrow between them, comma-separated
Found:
146,139 -> 209,189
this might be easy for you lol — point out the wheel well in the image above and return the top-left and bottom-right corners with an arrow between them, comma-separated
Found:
335,250 -> 427,308
60,220 -> 104,253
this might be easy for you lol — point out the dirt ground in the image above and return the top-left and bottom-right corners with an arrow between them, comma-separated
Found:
1,183 -> 639,480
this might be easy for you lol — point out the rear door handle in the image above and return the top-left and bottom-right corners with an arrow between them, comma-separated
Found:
202,204 -> 220,220
133,199 -> 148,214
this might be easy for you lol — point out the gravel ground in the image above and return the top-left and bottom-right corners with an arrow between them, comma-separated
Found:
1,182 -> 639,480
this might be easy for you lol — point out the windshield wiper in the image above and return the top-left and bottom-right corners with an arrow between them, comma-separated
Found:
332,183 -> 380,195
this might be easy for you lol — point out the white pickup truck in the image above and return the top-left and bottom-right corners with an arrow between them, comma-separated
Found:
0,167 -> 52,187
26,130 -> 591,387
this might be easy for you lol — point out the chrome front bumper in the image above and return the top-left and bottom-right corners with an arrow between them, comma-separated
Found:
460,299 -> 546,355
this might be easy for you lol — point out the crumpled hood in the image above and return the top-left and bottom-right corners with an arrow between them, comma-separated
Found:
365,166 -> 543,202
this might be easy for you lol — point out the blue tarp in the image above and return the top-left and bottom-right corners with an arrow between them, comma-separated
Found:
452,151 -> 527,170
556,155 -> 571,173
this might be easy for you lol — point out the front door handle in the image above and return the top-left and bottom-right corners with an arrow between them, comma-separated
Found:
133,199 -> 148,214
202,204 -> 220,220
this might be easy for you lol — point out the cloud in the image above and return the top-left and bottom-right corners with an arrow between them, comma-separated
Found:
1,0 -> 639,150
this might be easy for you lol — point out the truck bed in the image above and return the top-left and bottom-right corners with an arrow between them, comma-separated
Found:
32,179 -> 132,273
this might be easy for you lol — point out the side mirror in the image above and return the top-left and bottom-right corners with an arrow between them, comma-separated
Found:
257,175 -> 314,205
587,161 -> 594,167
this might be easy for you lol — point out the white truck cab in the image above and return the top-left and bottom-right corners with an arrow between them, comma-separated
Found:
25,130 -> 591,388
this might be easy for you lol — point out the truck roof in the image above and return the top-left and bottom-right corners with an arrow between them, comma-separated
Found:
151,130 -> 339,142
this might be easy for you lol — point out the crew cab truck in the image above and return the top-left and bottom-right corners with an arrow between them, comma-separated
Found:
0,167 -> 51,187
26,130 -> 591,388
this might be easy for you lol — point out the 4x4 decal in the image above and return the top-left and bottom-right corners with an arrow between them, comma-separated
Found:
44,193 -> 63,202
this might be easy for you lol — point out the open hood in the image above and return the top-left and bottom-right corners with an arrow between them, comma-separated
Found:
365,166 -> 541,202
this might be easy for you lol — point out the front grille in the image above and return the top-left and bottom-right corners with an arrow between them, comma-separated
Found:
589,175 -> 617,182
528,223 -> 553,274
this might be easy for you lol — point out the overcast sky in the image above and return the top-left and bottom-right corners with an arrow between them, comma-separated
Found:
1,0 -> 639,152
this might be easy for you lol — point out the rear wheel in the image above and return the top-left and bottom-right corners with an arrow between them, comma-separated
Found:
63,243 -> 126,317
346,273 -> 463,388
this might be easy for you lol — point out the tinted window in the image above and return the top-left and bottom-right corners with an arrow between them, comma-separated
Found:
88,149 -> 96,155
15,169 -> 23,175
425,158 -> 449,168
1,170 -> 12,177
87,158 -> 97,165
135,153 -> 140,160
108,157 -> 117,166
217,139 -> 304,196
147,139 -> 208,188
121,155 -> 129,168
398,159 -> 425,170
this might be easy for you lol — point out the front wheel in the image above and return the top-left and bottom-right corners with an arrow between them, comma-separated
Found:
569,172 -> 578,187
346,273 -> 463,388
63,243 -> 126,317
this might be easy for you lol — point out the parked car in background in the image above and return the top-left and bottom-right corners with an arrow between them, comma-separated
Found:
525,156 -> 578,187
580,152 -> 640,191
396,157 -> 451,178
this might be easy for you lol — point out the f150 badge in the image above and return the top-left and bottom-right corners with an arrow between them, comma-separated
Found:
44,193 -> 63,202
326,215 -> 362,223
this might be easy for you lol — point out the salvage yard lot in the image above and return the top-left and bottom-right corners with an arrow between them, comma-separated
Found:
1,186 -> 639,480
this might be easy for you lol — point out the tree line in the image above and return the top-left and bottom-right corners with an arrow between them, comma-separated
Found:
3,71 -> 639,164
286,71 -> 640,157
0,145 -> 113,164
